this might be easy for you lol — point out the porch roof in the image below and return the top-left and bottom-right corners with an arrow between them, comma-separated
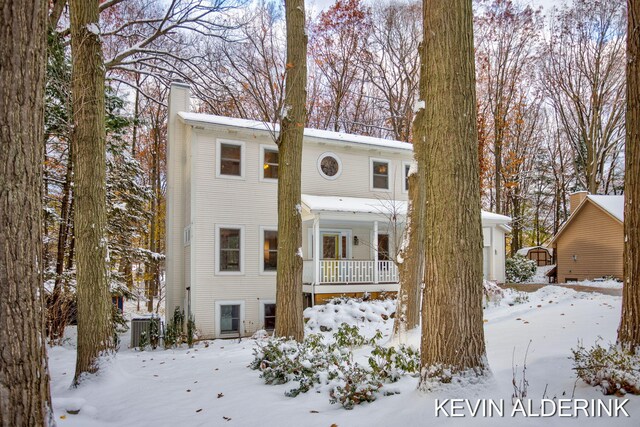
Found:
301,194 -> 512,224
301,194 -> 406,217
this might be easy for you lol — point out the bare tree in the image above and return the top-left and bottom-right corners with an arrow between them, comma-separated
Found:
418,0 -> 487,386
542,0 -> 626,194
0,0 -> 54,424
618,0 -> 640,350
274,0 -> 307,342
367,1 -> 421,142
475,0 -> 542,214
309,0 -> 373,134
70,0 -> 116,385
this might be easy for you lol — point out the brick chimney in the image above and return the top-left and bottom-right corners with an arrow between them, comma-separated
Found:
569,191 -> 588,214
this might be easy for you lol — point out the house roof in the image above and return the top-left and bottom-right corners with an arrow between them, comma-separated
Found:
300,194 -> 511,223
550,194 -> 624,245
178,112 -> 414,153
587,195 -> 624,222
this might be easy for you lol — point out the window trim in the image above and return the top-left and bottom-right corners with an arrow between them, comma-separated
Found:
216,139 -> 245,180
259,226 -> 278,275
259,300 -> 276,331
370,157 -> 391,192
317,152 -> 343,180
215,224 -> 245,275
215,300 -> 245,337
260,144 -> 279,182
402,161 -> 412,193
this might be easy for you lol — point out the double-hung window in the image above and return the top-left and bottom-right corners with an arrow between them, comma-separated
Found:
217,140 -> 244,178
262,146 -> 279,180
217,226 -> 243,273
262,229 -> 278,272
371,159 -> 390,190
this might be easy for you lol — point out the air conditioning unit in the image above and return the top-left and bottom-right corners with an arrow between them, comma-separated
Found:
130,316 -> 161,348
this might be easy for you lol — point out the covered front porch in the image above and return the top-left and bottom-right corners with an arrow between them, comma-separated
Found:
300,194 -> 404,301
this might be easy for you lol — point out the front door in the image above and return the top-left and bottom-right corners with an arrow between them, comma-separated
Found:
322,233 -> 340,259
321,233 -> 345,282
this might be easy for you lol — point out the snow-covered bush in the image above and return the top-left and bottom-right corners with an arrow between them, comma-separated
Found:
250,332 -> 344,397
368,344 -> 420,382
572,342 -> 640,395
482,280 -> 505,307
251,323 -> 410,409
505,255 -> 537,283
329,364 -> 382,409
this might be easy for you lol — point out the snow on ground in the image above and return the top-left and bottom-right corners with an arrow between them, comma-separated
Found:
525,265 -> 555,284
567,278 -> 623,290
49,286 -> 638,426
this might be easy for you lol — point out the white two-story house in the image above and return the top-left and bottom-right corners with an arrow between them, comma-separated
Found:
165,82 -> 511,339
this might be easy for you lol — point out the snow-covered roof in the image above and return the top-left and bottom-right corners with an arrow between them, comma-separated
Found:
550,194 -> 624,245
516,246 -> 553,256
301,194 -> 511,223
302,194 -> 406,215
177,112 -> 413,152
587,195 -> 624,222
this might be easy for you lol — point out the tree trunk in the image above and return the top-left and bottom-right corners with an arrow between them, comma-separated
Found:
0,0 -> 54,424
618,0 -> 640,350
70,0 -> 115,385
418,0 -> 487,386
49,146 -> 73,341
275,0 -> 307,342
393,162 -> 424,339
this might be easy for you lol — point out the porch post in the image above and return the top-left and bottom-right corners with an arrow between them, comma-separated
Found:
313,215 -> 320,285
373,220 -> 379,284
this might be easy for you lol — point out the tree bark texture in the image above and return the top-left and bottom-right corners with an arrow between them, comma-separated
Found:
418,0 -> 488,384
70,0 -> 115,385
0,0 -> 54,425
275,0 -> 307,342
393,163 -> 425,339
619,0 -> 640,349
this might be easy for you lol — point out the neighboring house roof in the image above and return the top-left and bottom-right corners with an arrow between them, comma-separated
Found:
516,246 -> 553,256
587,195 -> 624,222
550,195 -> 624,245
301,194 -> 511,223
177,112 -> 413,153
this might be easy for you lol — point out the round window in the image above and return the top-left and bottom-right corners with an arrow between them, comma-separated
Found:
317,152 -> 342,180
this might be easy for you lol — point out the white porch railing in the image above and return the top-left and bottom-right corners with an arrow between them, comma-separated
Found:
303,260 -> 398,284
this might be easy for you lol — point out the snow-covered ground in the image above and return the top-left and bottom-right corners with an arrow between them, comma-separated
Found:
525,265 -> 555,284
567,278 -> 623,290
524,266 -> 623,290
49,286 -> 638,426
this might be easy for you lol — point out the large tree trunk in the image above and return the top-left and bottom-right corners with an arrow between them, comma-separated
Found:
70,0 -> 115,385
0,0 -> 54,424
418,0 -> 487,386
393,163 -> 425,339
618,0 -> 640,350
275,0 -> 307,342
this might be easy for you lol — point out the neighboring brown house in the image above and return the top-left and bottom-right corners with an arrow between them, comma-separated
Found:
549,191 -> 624,283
